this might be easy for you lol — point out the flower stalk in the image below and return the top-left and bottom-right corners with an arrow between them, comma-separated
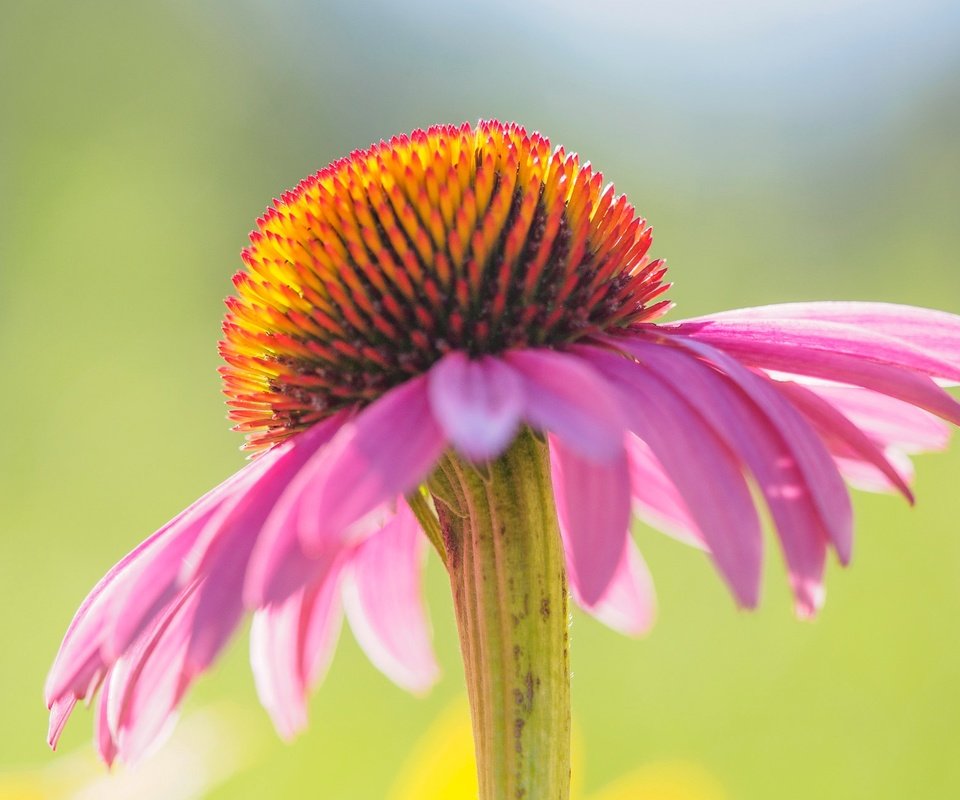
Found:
425,430 -> 572,800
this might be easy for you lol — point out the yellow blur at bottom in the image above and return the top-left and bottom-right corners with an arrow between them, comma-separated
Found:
0,780 -> 42,800
389,698 -> 726,800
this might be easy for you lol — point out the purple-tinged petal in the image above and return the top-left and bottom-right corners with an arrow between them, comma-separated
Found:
102,507 -> 218,663
584,347 -> 763,608
95,671 -> 119,766
836,450 -> 916,495
664,327 -> 960,428
427,352 -> 524,461
625,437 -> 704,550
102,457 -> 276,660
300,572 -> 345,691
572,537 -> 656,637
341,502 -> 439,693
804,384 -> 950,453
549,434 -> 632,606
775,380 -> 914,503
243,413 -> 357,607
671,316 -> 960,383
45,461 -> 259,707
684,302 -> 960,367
249,598 -> 308,741
612,339 -> 830,616
290,377 -> 446,557
505,349 -> 627,462
107,584 -> 201,765
250,568 -> 343,740
179,413 -> 350,674
47,697 -> 77,750
638,335 -> 856,565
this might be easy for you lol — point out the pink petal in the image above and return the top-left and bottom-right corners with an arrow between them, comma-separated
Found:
301,572 -> 345,690
250,568 -> 343,740
244,413 -> 358,607
667,325 -> 960,427
102,467 -> 270,661
549,434 -> 632,606
645,335 -> 856,564
45,461 -> 258,707
687,301 -> 960,367
179,413 -> 349,674
107,584 -> 201,765
291,376 -> 446,557
615,339 -> 830,616
585,347 -> 763,608
675,306 -> 960,380
625,436 -> 705,550
803,384 -> 950,453
572,537 -> 657,637
775,380 -> 914,503
835,450 -> 916,495
47,697 -> 77,750
427,352 -> 524,461
505,349 -> 627,461
341,502 -> 440,693
94,671 -> 119,766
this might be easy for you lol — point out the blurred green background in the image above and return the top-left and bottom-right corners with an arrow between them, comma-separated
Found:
2,1 -> 959,797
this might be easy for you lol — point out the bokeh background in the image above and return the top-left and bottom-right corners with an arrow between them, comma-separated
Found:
3,1 -> 959,797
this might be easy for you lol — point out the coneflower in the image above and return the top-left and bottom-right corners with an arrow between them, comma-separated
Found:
47,121 -> 960,799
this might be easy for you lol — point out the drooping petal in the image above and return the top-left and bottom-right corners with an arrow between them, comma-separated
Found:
288,377 -> 446,557
774,380 -> 914,502
244,412 -> 363,607
94,671 -> 119,766
668,325 -> 960,427
103,452 -> 282,661
686,301 -> 960,368
47,696 -> 77,750
102,501 -> 223,662
803,384 -> 950,453
45,461 -> 260,706
341,502 -> 440,693
673,308 -> 960,381
585,347 -> 763,608
505,349 -> 627,462
427,352 -> 524,461
624,437 -> 705,550
180,413 -> 350,674
549,434 -> 632,606
614,339 -> 829,616
106,583 -> 201,765
250,567 -> 343,740
835,449 -> 916,495
646,335 -> 855,565
572,537 -> 657,637
249,600 -> 307,741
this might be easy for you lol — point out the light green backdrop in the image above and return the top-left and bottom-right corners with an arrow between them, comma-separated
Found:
2,2 -> 958,797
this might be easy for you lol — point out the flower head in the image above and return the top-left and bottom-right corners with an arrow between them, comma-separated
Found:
220,121 -> 668,451
47,120 -> 960,766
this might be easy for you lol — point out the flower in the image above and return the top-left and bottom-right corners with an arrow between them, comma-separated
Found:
47,120 -> 960,766
389,698 -> 726,800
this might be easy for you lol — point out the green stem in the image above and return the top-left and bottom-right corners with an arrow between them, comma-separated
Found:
426,429 -> 571,800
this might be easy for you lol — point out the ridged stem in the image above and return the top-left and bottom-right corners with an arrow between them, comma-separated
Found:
425,430 -> 571,800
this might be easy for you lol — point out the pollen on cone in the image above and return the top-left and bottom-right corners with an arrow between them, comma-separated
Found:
219,120 -> 667,450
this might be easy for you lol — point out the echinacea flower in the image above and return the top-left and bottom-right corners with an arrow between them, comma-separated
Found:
47,121 -> 959,798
